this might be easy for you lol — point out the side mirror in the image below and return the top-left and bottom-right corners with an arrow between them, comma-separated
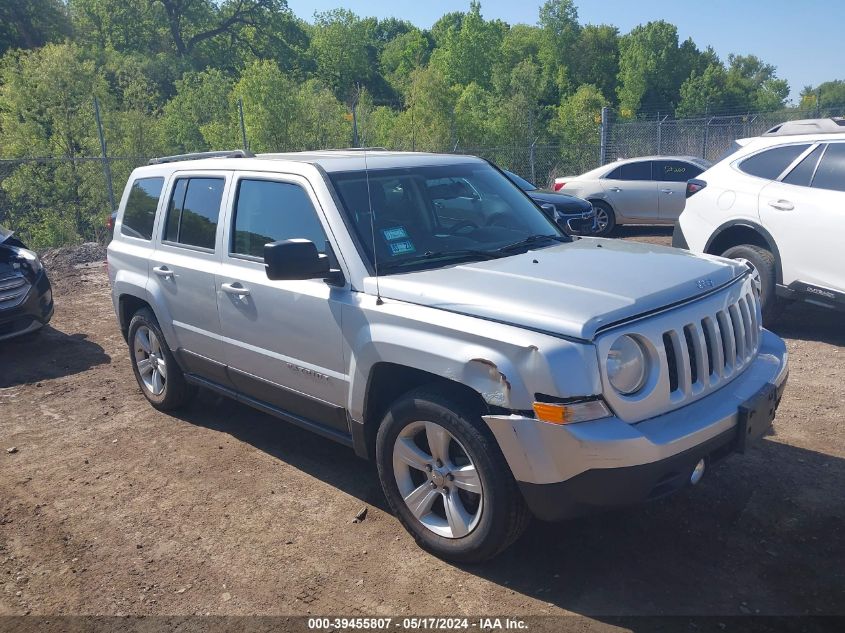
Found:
264,239 -> 330,281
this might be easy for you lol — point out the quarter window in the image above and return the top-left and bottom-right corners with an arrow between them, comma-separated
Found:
782,145 -> 825,187
121,177 -> 163,240
163,177 -> 224,249
811,143 -> 845,192
654,161 -> 703,182
231,180 -> 328,258
738,144 -> 810,180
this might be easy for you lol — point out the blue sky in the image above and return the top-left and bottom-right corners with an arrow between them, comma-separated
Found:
286,0 -> 841,103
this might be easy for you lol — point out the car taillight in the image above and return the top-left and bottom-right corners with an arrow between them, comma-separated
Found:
553,181 -> 566,191
106,214 -> 114,231
686,179 -> 707,198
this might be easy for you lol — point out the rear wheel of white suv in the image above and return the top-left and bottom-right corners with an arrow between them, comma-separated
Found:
721,244 -> 781,323
375,388 -> 530,562
128,307 -> 195,411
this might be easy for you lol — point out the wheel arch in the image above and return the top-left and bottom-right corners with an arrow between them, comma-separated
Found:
356,362 -> 495,461
704,220 -> 783,284
118,293 -> 154,341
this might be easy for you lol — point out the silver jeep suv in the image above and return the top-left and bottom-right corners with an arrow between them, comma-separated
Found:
108,149 -> 788,562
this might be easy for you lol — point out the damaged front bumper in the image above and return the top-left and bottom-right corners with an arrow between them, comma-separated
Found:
483,329 -> 788,521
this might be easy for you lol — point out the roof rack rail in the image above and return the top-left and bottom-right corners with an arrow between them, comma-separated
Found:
341,147 -> 388,151
148,150 -> 255,165
762,117 -> 845,137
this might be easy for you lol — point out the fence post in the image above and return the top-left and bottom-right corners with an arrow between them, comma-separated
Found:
702,116 -> 713,159
529,139 -> 537,184
656,114 -> 668,155
237,97 -> 249,151
599,107 -> 609,166
93,96 -> 115,214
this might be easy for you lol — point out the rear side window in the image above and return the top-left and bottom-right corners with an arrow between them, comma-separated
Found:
782,145 -> 825,187
738,144 -> 810,180
654,160 -> 703,182
811,143 -> 845,192
231,180 -> 328,258
121,177 -> 163,240
606,161 -> 652,181
163,177 -> 225,249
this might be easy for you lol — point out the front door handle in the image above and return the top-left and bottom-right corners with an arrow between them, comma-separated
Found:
768,199 -> 794,211
221,282 -> 250,297
609,187 -> 622,193
660,188 -> 673,194
152,265 -> 173,278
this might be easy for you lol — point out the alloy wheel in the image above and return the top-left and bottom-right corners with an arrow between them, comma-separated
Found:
133,325 -> 167,396
392,421 -> 483,539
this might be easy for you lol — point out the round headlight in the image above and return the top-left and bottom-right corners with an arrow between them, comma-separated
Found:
607,335 -> 648,395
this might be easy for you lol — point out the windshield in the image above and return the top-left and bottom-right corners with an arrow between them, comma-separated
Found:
503,169 -> 538,192
0,226 -> 13,244
329,162 -> 565,274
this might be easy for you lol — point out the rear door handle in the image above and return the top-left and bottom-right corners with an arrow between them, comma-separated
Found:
609,187 -> 622,193
152,265 -> 173,278
768,199 -> 794,211
221,282 -> 250,297
660,188 -> 673,194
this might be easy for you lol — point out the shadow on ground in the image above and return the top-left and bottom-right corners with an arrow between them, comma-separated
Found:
0,326 -> 111,388
175,389 -> 844,618
770,302 -> 845,346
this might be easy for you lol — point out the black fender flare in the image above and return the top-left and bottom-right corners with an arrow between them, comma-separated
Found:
704,220 -> 783,284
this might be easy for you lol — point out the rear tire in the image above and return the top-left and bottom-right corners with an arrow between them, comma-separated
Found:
375,387 -> 530,563
721,244 -> 781,324
128,307 -> 195,411
590,201 -> 616,237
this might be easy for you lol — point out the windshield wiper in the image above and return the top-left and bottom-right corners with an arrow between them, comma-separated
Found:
379,248 -> 505,272
494,234 -> 567,253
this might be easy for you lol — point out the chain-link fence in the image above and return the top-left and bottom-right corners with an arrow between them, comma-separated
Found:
3,102 -> 844,249
605,105 -> 845,163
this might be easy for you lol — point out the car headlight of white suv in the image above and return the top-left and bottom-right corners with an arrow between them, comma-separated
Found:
607,335 -> 649,395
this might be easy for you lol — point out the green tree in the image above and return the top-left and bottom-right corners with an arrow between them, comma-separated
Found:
429,1 -> 502,89
538,0 -> 581,95
380,28 -> 430,93
0,0 -> 70,55
0,43 -> 110,245
158,68 -> 236,151
551,84 -> 607,174
308,9 -> 373,101
726,54 -> 789,112
571,24 -> 619,103
800,80 -> 845,111
617,21 -> 686,115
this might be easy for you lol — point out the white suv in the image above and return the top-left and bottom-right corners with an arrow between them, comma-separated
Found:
675,118 -> 845,321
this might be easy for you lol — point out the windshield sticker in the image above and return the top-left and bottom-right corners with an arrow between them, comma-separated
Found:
382,226 -> 409,241
389,240 -> 416,256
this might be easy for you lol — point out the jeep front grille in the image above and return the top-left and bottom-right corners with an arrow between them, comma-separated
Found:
0,273 -> 30,310
661,290 -> 760,401
595,277 -> 763,423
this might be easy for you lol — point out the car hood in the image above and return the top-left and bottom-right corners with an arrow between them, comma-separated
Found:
367,238 -> 746,340
528,190 -> 592,213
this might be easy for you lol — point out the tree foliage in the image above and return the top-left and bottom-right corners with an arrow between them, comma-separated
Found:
0,0 -> 823,247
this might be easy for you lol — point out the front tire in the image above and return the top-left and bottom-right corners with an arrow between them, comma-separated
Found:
128,308 -> 195,411
590,201 -> 616,237
376,388 -> 530,563
721,244 -> 781,323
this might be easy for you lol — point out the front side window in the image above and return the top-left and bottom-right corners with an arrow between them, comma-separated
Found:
811,143 -> 845,192
163,177 -> 224,249
121,177 -> 164,240
231,180 -> 328,258
329,162 -> 564,274
738,144 -> 810,180
654,160 -> 703,182
782,145 -> 825,187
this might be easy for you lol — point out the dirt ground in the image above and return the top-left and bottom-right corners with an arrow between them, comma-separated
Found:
1,229 -> 843,623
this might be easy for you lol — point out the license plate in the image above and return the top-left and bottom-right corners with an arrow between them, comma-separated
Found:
735,383 -> 777,453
